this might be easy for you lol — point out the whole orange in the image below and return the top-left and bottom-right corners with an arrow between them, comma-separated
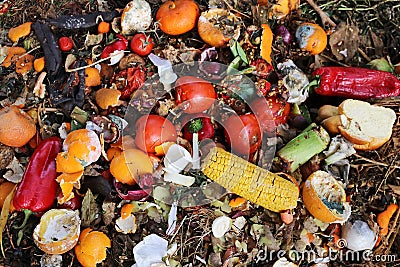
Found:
156,0 -> 199,35
295,22 -> 327,55
0,106 -> 36,147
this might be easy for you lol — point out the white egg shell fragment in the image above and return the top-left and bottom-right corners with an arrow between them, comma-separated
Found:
342,220 -> 378,251
115,214 -> 138,234
121,0 -> 152,35
212,215 -> 232,238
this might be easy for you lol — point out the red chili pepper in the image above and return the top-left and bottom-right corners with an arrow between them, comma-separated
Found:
312,67 -> 400,99
13,137 -> 61,229
58,36 -> 74,52
100,34 -> 128,59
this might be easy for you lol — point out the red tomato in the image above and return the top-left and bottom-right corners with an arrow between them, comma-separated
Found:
58,36 -> 74,52
135,115 -> 177,153
251,96 -> 290,131
130,33 -> 155,56
175,76 -> 217,114
224,114 -> 262,156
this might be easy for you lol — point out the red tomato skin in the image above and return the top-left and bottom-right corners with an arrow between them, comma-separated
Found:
130,33 -> 154,56
135,115 -> 177,153
224,114 -> 262,156
58,37 -> 73,52
175,76 -> 217,114
251,96 -> 290,131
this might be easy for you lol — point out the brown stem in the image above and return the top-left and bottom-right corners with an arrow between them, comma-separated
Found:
305,0 -> 336,28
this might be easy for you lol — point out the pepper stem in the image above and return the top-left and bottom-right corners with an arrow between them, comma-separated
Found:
13,209 -> 33,230
302,76 -> 320,94
188,118 -> 203,133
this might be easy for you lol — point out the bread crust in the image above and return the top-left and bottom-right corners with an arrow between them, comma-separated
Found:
338,126 -> 370,145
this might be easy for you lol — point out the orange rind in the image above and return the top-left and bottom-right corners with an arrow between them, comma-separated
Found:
0,105 -> 36,147
33,57 -> 45,72
260,24 -> 273,64
1,47 -> 26,68
8,22 -> 32,43
56,171 -> 84,204
75,228 -> 111,267
85,67 -> 101,87
197,9 -> 240,48
302,171 -> 351,223
110,148 -> 153,185
33,209 -> 81,254
95,88 -> 121,109
15,54 -> 34,74
63,129 -> 102,166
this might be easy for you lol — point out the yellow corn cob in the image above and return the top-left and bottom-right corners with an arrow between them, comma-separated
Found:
201,147 -> 299,212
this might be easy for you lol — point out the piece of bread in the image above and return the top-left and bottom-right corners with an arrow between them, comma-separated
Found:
337,99 -> 396,150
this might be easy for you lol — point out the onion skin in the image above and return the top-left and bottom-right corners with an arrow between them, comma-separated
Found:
274,25 -> 292,45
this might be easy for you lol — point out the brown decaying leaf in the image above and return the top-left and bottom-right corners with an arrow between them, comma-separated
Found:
329,23 -> 360,62
369,29 -> 384,57
388,184 -> 400,196
80,188 -> 101,228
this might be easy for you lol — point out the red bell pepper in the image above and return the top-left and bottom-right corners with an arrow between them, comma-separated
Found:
312,67 -> 400,99
100,34 -> 128,59
13,137 -> 61,229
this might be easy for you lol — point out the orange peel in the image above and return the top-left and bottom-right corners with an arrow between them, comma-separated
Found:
110,148 -> 153,185
33,209 -> 81,254
121,203 -> 134,219
33,57 -> 45,72
1,47 -> 26,68
85,67 -> 101,87
56,129 -> 101,204
8,22 -> 32,43
197,9 -> 240,48
260,24 -> 273,64
269,0 -> 299,19
56,152 -> 85,174
63,129 -> 102,166
0,105 -> 36,147
302,171 -> 351,223
75,228 -> 111,267
15,54 -> 34,74
56,171 -> 84,204
95,88 -> 121,109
